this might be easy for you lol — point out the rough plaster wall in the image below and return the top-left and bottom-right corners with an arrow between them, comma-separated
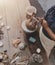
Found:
38,0 -> 55,12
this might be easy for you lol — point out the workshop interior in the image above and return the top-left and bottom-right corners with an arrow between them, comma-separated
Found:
0,0 -> 55,65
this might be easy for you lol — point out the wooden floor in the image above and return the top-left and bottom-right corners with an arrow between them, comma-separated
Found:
0,0 -> 30,58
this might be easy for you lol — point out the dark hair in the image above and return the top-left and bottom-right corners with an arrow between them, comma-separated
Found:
43,6 -> 55,39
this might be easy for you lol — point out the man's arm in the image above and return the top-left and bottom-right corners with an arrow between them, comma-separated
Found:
41,19 -> 55,41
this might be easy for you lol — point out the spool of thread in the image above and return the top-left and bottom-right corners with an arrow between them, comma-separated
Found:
36,48 -> 41,53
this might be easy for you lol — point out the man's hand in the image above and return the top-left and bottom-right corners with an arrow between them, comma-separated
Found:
37,17 -> 55,41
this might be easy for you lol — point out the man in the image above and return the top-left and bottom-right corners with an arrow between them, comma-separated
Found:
39,6 -> 55,57
39,6 -> 55,41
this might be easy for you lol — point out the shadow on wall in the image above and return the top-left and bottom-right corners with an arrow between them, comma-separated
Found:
29,0 -> 45,17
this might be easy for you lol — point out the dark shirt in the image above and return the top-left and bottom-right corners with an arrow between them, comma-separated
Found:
42,6 -> 55,40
